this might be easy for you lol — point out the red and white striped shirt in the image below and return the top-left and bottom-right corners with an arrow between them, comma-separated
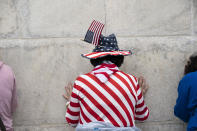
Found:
65,69 -> 149,127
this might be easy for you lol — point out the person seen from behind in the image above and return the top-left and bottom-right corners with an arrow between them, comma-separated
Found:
63,21 -> 149,131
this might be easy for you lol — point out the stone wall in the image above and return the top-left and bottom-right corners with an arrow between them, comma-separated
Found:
0,0 -> 196,130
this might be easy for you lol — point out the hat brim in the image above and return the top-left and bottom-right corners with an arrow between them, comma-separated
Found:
81,50 -> 132,59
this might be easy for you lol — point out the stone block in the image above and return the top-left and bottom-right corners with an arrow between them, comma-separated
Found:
105,0 -> 191,36
136,121 -> 186,131
26,0 -> 105,38
194,0 -> 197,35
15,124 -> 74,131
0,0 -> 18,37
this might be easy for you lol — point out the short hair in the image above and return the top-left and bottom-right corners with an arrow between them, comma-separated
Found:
184,52 -> 197,75
90,55 -> 124,67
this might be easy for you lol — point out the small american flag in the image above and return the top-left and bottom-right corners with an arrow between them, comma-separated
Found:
84,20 -> 105,46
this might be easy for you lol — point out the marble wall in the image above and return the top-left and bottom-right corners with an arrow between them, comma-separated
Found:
0,0 -> 196,130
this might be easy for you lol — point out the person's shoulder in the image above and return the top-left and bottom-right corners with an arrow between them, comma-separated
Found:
118,71 -> 138,83
181,71 -> 197,82
75,72 -> 91,81
0,62 -> 14,75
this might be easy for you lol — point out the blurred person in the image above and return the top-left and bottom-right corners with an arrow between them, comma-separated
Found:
174,52 -> 197,131
0,61 -> 17,131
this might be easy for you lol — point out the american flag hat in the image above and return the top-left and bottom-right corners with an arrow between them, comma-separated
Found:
82,33 -> 132,59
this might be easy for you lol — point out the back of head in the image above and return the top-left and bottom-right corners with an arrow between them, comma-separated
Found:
90,55 -> 124,67
184,52 -> 197,75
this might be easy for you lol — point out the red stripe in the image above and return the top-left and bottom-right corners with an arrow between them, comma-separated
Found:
66,117 -> 79,124
74,84 -> 120,127
80,106 -> 91,123
84,51 -> 131,57
79,118 -> 83,124
136,84 -> 140,91
70,101 -> 80,107
115,73 -> 137,102
93,63 -> 116,71
71,92 -> 78,99
81,100 -> 104,122
135,111 -> 149,121
88,74 -> 134,126
101,63 -> 117,68
135,107 -> 148,115
136,100 -> 145,108
67,108 -> 80,116
137,92 -> 142,100
90,52 -> 115,58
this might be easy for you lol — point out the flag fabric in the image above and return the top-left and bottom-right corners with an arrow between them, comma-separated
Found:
84,20 -> 105,46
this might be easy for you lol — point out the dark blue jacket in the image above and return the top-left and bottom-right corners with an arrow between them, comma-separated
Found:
174,71 -> 197,131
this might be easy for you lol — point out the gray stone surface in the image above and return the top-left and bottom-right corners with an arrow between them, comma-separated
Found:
194,0 -> 197,35
137,122 -> 186,131
15,124 -> 74,131
26,0 -> 105,38
105,0 -> 191,36
0,38 -> 93,126
0,37 -> 195,130
0,0 -> 18,37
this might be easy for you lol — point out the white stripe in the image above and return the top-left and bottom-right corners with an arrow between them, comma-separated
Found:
78,91 -> 110,123
75,79 -> 123,126
65,112 -> 79,120
80,102 -> 97,121
72,87 -> 80,96
136,104 -> 146,112
135,109 -> 149,119
70,97 -> 78,103
137,96 -> 144,105
117,72 -> 138,98
105,81 -> 135,126
137,88 -> 142,96
68,105 -> 80,112
81,75 -> 129,126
